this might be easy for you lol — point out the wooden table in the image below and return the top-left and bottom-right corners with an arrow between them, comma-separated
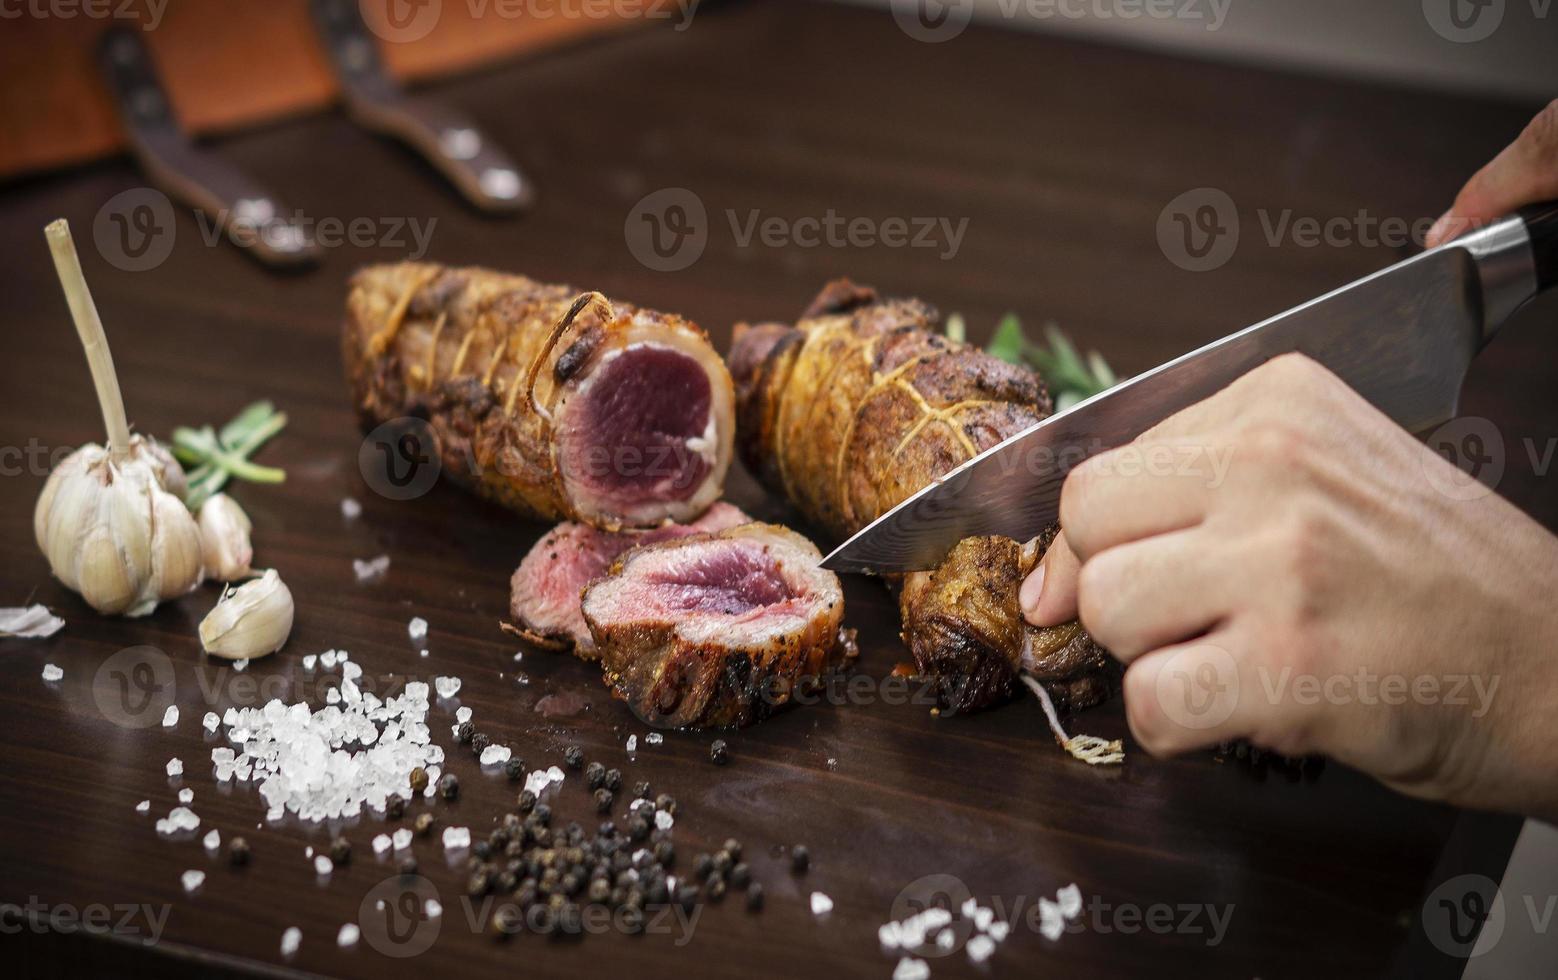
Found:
2,2 -> 1553,976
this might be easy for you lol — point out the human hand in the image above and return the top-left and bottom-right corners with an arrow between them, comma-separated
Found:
1425,100 -> 1558,248
1020,354 -> 1558,819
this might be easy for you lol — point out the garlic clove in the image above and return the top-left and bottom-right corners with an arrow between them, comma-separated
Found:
152,486 -> 205,602
142,436 -> 188,499
77,523 -> 136,615
197,493 -> 254,582
199,569 -> 293,659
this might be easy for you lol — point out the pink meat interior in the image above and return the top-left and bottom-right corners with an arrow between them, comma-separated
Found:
635,539 -> 797,613
561,346 -> 713,510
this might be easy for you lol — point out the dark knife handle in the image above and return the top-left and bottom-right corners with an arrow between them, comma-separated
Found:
1519,201 -> 1558,292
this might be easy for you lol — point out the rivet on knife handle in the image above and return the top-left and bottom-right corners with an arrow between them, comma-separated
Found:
309,0 -> 535,213
97,28 -> 321,269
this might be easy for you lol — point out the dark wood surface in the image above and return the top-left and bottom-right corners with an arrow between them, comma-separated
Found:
2,2 -> 1553,977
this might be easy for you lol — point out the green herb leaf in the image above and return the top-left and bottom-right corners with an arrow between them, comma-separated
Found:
171,401 -> 287,510
986,314 -> 1029,366
956,313 -> 1119,407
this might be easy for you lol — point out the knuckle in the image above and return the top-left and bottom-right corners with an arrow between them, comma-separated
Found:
1075,556 -> 1119,644
1241,418 -> 1313,470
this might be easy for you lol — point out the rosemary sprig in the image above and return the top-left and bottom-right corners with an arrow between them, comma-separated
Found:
172,401 -> 288,510
964,314 -> 1118,411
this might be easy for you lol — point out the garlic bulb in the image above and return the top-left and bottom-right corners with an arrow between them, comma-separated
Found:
197,493 -> 254,581
199,569 -> 294,659
34,220 -> 205,617
35,438 -> 204,618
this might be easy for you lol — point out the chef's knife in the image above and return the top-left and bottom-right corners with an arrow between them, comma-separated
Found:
822,203 -> 1558,575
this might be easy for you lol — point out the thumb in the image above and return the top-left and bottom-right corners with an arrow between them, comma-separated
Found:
1426,100 -> 1558,248
1021,531 -> 1081,627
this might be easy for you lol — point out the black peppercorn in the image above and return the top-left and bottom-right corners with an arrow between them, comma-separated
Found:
490,828 -> 511,850
490,904 -> 520,940
646,879 -> 669,906
473,841 -> 492,860
330,837 -> 351,865
599,821 -> 617,837
594,788 -> 614,813
633,781 -> 651,800
723,838 -> 742,860
654,841 -> 675,867
533,803 -> 552,826
385,793 -> 406,819
585,761 -> 605,789
505,757 -> 526,782
517,788 -> 537,813
622,905 -> 645,934
730,863 -> 750,889
398,856 -> 418,876
588,877 -> 611,904
227,837 -> 250,866
746,882 -> 764,911
628,815 -> 650,841
564,745 -> 584,770
414,812 -> 435,836
438,773 -> 460,800
676,885 -> 699,911
791,845 -> 809,873
707,877 -> 727,902
709,739 -> 729,765
693,852 -> 713,880
409,767 -> 429,792
712,850 -> 733,875
471,732 -> 490,754
456,721 -> 475,744
497,871 -> 519,893
655,793 -> 677,816
467,870 -> 491,896
603,768 -> 622,792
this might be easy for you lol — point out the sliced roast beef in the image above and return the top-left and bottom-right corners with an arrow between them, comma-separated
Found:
508,502 -> 750,657
582,523 -> 857,728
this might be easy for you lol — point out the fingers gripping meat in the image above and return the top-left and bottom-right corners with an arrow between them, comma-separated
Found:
582,523 -> 858,728
344,263 -> 735,529
731,280 -> 1113,713
508,502 -> 751,657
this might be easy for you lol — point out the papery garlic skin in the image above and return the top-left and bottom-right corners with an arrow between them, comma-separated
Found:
198,569 -> 293,659
34,435 -> 204,617
198,493 -> 254,581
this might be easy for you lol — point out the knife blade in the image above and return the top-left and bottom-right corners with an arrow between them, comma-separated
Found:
821,209 -> 1552,574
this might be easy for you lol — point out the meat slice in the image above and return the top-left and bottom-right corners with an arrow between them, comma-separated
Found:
582,523 -> 858,728
508,502 -> 750,658
900,535 -> 1120,714
344,263 -> 735,529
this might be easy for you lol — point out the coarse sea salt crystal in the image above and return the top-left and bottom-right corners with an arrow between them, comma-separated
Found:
135,799 -> 150,814
967,934 -> 996,963
455,706 -> 472,723
233,658 -> 248,672
166,757 -> 184,777
181,869 -> 205,893
1038,898 -> 1063,941
480,745 -> 510,766
342,661 -> 362,682
654,810 -> 674,831
973,906 -> 994,932
162,705 -> 179,727
408,617 -> 428,642
987,921 -> 1010,942
202,711 -> 219,732
353,555 -> 390,583
1056,883 -> 1082,919
341,497 -> 362,520
626,735 -> 637,752
280,926 -> 301,957
302,654 -> 317,670
314,855 -> 333,875
392,828 -> 412,850
178,788 -> 194,804
336,923 -> 359,947
645,732 -> 663,745
434,676 -> 460,698
203,829 -> 220,850
443,826 -> 470,850
878,922 -> 901,949
419,649 -> 429,657
373,834 -> 392,856
320,649 -> 338,669
425,899 -> 442,919
893,958 -> 929,980
41,663 -> 62,682
810,892 -> 833,916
